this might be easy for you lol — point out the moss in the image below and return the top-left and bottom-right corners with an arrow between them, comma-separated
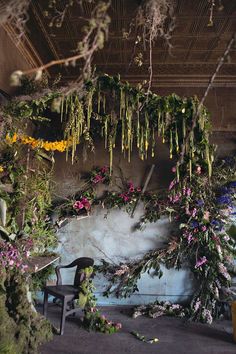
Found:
2,272 -> 53,354
6,274 -> 52,354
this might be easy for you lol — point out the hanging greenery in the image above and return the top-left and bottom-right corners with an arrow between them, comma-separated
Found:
5,74 -> 214,181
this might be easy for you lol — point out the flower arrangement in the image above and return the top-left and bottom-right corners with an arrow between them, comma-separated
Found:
90,166 -> 110,185
0,239 -> 32,275
76,266 -> 122,334
96,157 -> 236,323
6,133 -> 73,152
84,307 -> 122,334
133,301 -> 186,319
73,197 -> 91,211
103,181 -> 142,214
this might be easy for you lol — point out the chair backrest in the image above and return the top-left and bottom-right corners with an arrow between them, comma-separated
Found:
73,257 -> 94,287
55,257 -> 94,286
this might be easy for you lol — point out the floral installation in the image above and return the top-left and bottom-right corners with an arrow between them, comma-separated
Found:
96,157 -> 236,323
89,165 -> 110,185
132,301 -> 186,319
76,266 -> 122,334
73,197 -> 91,212
0,238 -> 32,276
53,156 -> 236,326
103,181 -> 142,214
6,132 -> 73,152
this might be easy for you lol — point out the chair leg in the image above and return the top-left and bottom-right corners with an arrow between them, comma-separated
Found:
72,301 -> 76,317
59,298 -> 67,335
43,291 -> 48,317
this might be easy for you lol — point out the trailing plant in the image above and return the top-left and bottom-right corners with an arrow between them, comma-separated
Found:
76,266 -> 122,334
123,0 -> 176,91
5,74 -> 214,180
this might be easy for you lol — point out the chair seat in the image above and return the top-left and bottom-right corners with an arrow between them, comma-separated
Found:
45,285 -> 78,300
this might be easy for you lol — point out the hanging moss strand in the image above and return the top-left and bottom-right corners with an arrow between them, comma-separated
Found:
169,129 -> 173,159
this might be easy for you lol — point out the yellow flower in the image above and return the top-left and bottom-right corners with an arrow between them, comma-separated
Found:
6,132 -> 76,153
6,132 -> 18,144
0,166 -> 4,172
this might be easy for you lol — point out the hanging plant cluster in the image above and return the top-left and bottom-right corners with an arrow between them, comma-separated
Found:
5,75 -> 214,182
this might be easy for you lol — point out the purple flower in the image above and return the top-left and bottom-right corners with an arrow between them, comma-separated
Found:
216,195 -> 232,205
190,221 -> 199,228
195,256 -> 207,268
197,200 -> 204,207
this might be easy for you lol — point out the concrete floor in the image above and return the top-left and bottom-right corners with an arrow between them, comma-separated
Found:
39,305 -> 235,354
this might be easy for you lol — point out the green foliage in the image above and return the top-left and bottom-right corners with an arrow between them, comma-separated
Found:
5,75 -> 214,179
5,273 -> 53,354
75,266 -> 122,334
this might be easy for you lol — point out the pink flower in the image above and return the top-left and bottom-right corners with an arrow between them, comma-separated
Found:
169,179 -> 176,190
196,166 -> 201,175
120,193 -> 130,202
187,233 -> 193,244
92,174 -> 104,184
186,188 -> 191,196
201,226 -> 207,232
81,197 -> 91,210
8,259 -> 14,266
73,197 -> 91,211
185,206 -> 191,215
172,194 -> 180,203
195,256 -> 207,268
136,187 -> 142,192
115,323 -> 122,329
128,181 -> 134,193
172,166 -> 176,173
203,211 -> 210,221
73,201 -> 84,210
101,166 -> 108,174
191,208 -> 197,217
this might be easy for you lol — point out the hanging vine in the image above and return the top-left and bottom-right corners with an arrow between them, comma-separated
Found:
5,74 -> 214,180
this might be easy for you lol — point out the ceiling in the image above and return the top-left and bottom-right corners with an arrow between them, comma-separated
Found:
24,0 -> 236,90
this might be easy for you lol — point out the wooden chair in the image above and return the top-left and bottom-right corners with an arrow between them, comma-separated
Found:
43,257 -> 94,335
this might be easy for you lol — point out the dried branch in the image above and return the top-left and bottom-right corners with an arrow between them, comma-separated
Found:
10,1 -> 111,88
0,0 -> 30,40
